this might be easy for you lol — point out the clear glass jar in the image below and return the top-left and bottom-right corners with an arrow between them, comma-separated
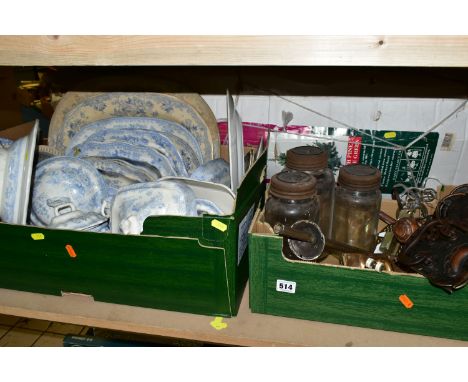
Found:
264,170 -> 319,229
285,146 -> 334,238
332,164 -> 382,254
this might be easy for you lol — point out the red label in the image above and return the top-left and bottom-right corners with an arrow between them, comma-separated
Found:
346,136 -> 362,164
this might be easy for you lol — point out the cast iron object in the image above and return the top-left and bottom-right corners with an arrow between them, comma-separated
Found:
274,221 -> 326,261
449,184 -> 468,196
398,219 -> 468,293
393,217 -> 421,244
435,193 -> 468,222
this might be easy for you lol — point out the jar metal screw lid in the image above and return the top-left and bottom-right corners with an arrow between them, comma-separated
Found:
286,146 -> 329,171
269,170 -> 317,200
338,164 -> 381,191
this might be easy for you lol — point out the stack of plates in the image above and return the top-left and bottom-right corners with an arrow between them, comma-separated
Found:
29,92 -> 233,234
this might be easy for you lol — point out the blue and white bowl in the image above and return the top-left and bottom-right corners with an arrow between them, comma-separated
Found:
31,156 -> 110,226
190,158 -> 231,187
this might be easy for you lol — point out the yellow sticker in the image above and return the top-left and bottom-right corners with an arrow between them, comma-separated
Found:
210,317 -> 228,330
31,233 -> 45,240
211,219 -> 227,232
384,131 -> 397,139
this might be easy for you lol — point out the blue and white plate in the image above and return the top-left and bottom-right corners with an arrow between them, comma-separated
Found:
159,132 -> 201,175
0,120 -> 39,225
71,141 -> 177,178
84,157 -> 160,185
79,128 -> 188,177
66,117 -> 203,173
59,93 -> 214,162
0,137 -> 13,148
31,156 -> 110,226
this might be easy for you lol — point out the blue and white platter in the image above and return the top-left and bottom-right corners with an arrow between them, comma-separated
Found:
78,128 -> 188,177
71,141 -> 177,178
65,117 -> 203,173
59,93 -> 215,162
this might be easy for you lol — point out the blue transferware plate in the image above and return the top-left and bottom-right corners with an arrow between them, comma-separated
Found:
0,120 -> 39,225
66,117 -> 203,173
31,156 -> 110,226
71,141 -> 176,178
84,157 -> 160,185
0,137 -> 13,148
79,128 -> 188,177
60,93 -> 214,162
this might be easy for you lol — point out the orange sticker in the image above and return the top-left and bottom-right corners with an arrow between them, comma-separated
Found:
65,244 -> 77,258
399,294 -> 413,309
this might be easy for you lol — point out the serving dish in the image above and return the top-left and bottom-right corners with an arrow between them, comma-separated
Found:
59,93 -> 214,162
0,120 -> 39,224
49,92 -> 220,159
110,181 -> 197,234
71,141 -> 176,178
30,156 -> 109,226
65,117 -> 203,173
79,128 -> 188,177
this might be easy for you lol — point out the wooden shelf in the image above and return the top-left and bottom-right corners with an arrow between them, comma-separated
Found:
1,35 -> 467,346
1,35 -> 468,67
0,285 -> 465,346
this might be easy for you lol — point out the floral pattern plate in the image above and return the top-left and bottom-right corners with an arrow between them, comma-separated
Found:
72,141 -> 176,178
77,128 -> 188,177
59,92 -> 214,162
65,117 -> 203,174
49,92 -> 220,159
48,91 -> 97,151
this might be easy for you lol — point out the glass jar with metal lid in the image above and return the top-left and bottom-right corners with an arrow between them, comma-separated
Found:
265,170 -> 323,261
285,145 -> 334,238
332,164 -> 382,253
265,170 -> 319,228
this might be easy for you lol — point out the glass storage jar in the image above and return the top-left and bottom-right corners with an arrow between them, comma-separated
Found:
265,170 -> 319,229
332,164 -> 382,255
285,146 -> 334,238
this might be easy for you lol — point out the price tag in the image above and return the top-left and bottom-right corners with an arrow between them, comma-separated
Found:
276,279 -> 296,294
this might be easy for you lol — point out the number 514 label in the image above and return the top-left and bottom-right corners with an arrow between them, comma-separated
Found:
276,279 -> 296,294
